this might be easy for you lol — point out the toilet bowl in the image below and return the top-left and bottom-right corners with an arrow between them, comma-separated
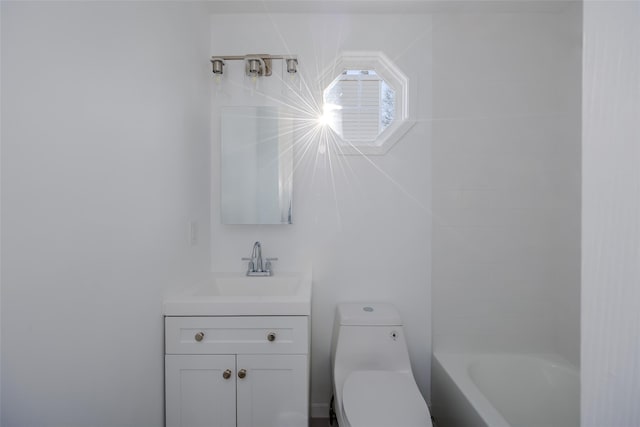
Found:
330,303 -> 432,427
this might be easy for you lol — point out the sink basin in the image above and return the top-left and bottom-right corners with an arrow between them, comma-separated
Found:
163,272 -> 311,316
193,274 -> 303,297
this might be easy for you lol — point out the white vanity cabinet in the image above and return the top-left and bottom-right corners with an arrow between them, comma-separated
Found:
164,316 -> 309,427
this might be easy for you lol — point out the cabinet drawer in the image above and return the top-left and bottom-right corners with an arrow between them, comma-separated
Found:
165,316 -> 308,355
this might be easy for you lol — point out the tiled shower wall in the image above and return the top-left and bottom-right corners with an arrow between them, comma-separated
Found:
431,6 -> 582,365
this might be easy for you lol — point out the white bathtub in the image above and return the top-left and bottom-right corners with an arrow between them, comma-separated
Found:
431,353 -> 579,427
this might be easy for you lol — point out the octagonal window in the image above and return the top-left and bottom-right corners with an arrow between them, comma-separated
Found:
320,52 -> 415,155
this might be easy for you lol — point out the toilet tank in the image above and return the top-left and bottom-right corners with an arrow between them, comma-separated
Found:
336,303 -> 403,326
331,303 -> 413,378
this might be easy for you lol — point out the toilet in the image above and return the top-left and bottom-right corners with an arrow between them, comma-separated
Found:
330,303 -> 433,427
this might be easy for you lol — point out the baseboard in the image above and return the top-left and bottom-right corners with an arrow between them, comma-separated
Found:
311,402 -> 329,419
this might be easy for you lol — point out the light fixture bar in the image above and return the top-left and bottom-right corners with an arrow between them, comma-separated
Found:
211,54 -> 296,61
210,54 -> 298,77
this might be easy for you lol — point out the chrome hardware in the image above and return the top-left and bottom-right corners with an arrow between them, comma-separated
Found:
238,369 -> 247,379
267,332 -> 276,342
242,241 -> 278,276
209,54 -> 298,78
264,257 -> 278,273
245,56 -> 268,77
223,369 -> 232,380
286,58 -> 298,74
211,58 -> 225,75
195,332 -> 205,342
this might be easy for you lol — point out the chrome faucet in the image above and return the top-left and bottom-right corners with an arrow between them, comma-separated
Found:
242,241 -> 278,276
251,241 -> 263,272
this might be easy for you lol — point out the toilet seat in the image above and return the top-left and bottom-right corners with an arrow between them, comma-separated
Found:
342,370 -> 432,427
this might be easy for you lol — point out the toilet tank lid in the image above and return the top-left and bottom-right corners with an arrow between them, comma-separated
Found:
337,303 -> 403,326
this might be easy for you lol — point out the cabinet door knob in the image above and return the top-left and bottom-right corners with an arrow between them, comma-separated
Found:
267,332 -> 276,342
238,369 -> 247,379
222,369 -> 232,380
195,332 -> 205,342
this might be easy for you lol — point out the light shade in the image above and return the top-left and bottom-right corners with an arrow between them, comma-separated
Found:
286,58 -> 298,74
211,58 -> 225,75
246,58 -> 263,77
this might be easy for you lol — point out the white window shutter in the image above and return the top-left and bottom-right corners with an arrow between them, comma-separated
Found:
325,76 -> 382,143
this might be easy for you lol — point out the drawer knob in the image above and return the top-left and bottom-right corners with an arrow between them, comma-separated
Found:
222,369 -> 232,380
238,369 -> 247,379
195,332 -> 205,342
267,332 -> 276,342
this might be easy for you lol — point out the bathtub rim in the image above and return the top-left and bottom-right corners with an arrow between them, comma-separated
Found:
433,352 -> 579,427
433,352 -> 511,427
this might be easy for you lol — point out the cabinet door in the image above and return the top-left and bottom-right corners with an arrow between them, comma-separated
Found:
165,355 -> 236,427
236,354 -> 308,427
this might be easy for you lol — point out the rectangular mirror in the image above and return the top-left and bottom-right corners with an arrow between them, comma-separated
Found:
221,106 -> 293,224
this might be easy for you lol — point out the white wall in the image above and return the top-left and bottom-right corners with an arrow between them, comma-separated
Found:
1,2 -> 211,426
582,1 -> 640,425
209,13 -> 432,414
431,5 -> 582,364
0,2 -> 3,421
0,2 -> 3,420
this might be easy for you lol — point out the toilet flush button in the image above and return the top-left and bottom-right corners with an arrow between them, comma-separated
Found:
363,306 -> 374,312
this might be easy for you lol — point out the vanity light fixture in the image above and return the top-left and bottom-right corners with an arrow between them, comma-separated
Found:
209,54 -> 298,78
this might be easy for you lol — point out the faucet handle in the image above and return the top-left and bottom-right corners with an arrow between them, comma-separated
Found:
264,257 -> 278,273
241,257 -> 255,273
